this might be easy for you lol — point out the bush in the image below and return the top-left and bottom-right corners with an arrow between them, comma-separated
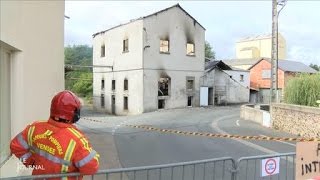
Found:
284,73 -> 320,107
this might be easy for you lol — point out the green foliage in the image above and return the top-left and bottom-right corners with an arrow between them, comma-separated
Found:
64,45 -> 93,101
284,73 -> 320,107
205,41 -> 215,59
310,63 -> 320,71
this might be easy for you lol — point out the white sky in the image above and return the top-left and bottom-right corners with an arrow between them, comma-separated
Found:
65,1 -> 320,65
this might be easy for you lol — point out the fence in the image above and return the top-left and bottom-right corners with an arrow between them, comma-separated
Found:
1,153 -> 295,180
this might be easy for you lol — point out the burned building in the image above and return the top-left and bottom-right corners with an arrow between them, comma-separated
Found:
92,4 -> 205,115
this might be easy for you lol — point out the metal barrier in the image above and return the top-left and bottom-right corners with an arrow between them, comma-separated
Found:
1,153 -> 296,180
233,152 -> 296,180
1,157 -> 235,180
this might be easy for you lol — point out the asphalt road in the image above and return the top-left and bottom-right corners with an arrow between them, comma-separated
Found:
77,105 -> 296,180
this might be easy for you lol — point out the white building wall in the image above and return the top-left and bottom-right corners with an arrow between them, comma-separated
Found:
93,20 -> 144,115
142,6 -> 205,111
224,70 -> 250,88
0,0 -> 64,176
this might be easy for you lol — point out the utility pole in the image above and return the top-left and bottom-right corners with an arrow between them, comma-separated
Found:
270,0 -> 278,104
270,0 -> 287,104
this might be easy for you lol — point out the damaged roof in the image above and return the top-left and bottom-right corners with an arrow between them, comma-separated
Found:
93,3 -> 205,38
205,60 -> 233,72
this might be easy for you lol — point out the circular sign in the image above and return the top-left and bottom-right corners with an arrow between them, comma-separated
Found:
265,159 -> 277,175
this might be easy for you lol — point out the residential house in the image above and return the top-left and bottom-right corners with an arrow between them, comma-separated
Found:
200,60 -> 250,105
0,0 -> 64,176
248,58 -> 317,103
92,4 -> 205,115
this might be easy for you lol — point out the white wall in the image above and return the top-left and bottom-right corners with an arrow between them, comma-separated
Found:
224,70 -> 250,88
0,0 -> 64,174
92,20 -> 144,114
142,6 -> 205,111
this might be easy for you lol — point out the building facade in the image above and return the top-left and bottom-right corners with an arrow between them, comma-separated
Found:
236,33 -> 286,59
93,4 -> 205,115
200,61 -> 250,105
0,0 -> 64,174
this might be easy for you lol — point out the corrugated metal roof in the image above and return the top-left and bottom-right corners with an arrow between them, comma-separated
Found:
278,60 -> 317,73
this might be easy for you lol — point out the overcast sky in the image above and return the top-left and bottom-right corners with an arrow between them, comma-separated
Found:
65,1 -> 320,65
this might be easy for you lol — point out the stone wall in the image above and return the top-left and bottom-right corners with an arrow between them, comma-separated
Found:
271,103 -> 320,138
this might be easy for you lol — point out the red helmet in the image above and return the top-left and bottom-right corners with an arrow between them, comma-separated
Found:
50,90 -> 81,123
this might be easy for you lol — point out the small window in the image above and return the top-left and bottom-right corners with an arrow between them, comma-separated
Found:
101,45 -> 105,57
124,97 -> 128,110
160,39 -> 169,53
101,79 -> 105,90
186,43 -> 195,56
187,80 -> 194,90
124,79 -> 128,91
112,80 -> 115,91
123,39 -> 129,52
240,74 -> 244,82
262,70 -> 271,79
101,94 -> 105,108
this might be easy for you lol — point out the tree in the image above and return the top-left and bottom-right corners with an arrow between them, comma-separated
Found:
310,63 -> 320,71
64,45 -> 93,100
205,41 -> 215,59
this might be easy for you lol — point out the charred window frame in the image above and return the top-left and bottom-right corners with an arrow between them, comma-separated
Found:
158,77 -> 170,96
123,39 -> 129,53
124,79 -> 128,91
160,39 -> 169,53
186,43 -> 195,56
101,44 -> 105,57
112,80 -> 116,91
124,96 -> 128,110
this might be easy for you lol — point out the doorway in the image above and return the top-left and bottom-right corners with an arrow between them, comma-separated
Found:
208,87 -> 213,105
111,95 -> 115,114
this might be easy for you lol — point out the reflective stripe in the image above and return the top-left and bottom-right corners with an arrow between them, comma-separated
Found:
68,128 -> 90,151
75,150 -> 97,168
61,139 -> 76,173
20,152 -> 32,160
27,126 -> 35,146
30,146 -> 71,166
17,133 -> 29,149
44,130 -> 53,136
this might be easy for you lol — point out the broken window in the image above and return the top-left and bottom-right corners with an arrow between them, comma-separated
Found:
160,39 -> 169,53
124,96 -> 128,110
124,79 -> 128,91
112,80 -> 115,91
186,43 -> 195,56
123,39 -> 129,52
101,94 -> 105,108
187,80 -> 194,90
158,77 -> 170,96
158,99 -> 165,109
101,44 -> 105,57
101,79 -> 105,90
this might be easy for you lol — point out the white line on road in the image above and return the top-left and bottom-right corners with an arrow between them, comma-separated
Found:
259,134 -> 296,147
236,120 -> 240,126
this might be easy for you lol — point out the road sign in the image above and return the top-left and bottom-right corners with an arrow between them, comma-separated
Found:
261,157 -> 280,177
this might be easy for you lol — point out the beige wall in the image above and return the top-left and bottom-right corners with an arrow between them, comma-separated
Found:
236,34 -> 286,59
0,0 -> 64,164
272,103 -> 320,138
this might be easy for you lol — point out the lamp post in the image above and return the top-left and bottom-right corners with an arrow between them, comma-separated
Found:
270,0 -> 287,104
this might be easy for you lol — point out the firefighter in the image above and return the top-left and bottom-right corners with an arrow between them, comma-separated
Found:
10,90 -> 100,179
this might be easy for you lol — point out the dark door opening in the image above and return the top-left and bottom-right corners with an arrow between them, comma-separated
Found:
111,95 -> 115,114
188,96 -> 193,107
158,99 -> 165,109
208,87 -> 213,105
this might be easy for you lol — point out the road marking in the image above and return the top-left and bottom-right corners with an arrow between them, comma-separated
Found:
236,120 -> 240,126
260,134 -> 296,147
